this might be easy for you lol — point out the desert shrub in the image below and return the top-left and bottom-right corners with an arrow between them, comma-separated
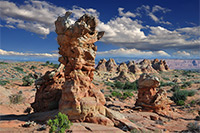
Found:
123,81 -> 138,91
163,77 -> 170,80
0,80 -> 10,86
104,82 -> 115,88
14,67 -> 24,73
114,81 -> 124,89
123,92 -> 134,99
171,90 -> 196,105
47,112 -> 72,133
187,122 -> 200,132
22,73 -> 34,86
171,85 -> 181,92
111,91 -> 122,98
9,94 -> 24,104
181,81 -> 193,88
176,100 -> 185,106
46,61 -> 50,65
30,65 -> 36,70
187,90 -> 196,96
160,81 -> 176,87
0,62 -> 8,64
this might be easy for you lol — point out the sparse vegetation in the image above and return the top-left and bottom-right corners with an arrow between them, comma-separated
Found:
181,81 -> 193,88
105,80 -> 138,91
0,61 -> 8,64
30,65 -> 37,70
171,90 -> 196,106
22,73 -> 34,86
9,94 -> 24,104
111,90 -> 133,99
160,81 -> 176,87
14,66 -> 24,73
0,80 -> 10,86
47,112 -> 72,133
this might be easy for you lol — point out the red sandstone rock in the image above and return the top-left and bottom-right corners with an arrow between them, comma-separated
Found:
96,59 -> 107,71
135,73 -> 172,115
55,12 -> 140,130
31,64 -> 64,112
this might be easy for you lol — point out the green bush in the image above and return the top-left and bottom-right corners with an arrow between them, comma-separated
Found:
46,61 -> 50,65
160,81 -> 176,87
123,81 -> 138,90
181,81 -> 193,88
176,100 -> 185,106
111,91 -> 122,98
14,67 -> 24,73
123,92 -> 134,99
187,90 -> 196,96
114,81 -> 124,89
171,90 -> 196,105
47,112 -> 72,133
0,80 -> 10,86
171,85 -> 181,92
0,62 -> 8,64
104,82 -> 115,88
9,94 -> 24,104
22,73 -> 34,86
30,65 -> 36,70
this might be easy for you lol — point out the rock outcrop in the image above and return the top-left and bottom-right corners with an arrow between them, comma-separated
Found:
112,71 -> 136,82
135,73 -> 172,115
152,59 -> 168,71
31,64 -> 64,112
96,59 -> 107,71
105,58 -> 118,72
55,12 -> 140,130
117,62 -> 129,72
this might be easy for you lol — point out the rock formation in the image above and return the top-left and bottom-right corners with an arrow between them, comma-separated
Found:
55,12 -> 140,130
117,62 -> 129,72
152,59 -> 168,71
129,64 -> 142,74
105,58 -> 118,72
112,71 -> 136,82
135,73 -> 172,115
96,59 -> 107,71
31,64 -> 64,112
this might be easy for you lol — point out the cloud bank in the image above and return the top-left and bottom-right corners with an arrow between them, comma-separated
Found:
0,0 -> 199,58
0,49 -> 59,57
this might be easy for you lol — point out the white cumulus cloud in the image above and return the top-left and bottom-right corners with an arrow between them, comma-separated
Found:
0,49 -> 59,57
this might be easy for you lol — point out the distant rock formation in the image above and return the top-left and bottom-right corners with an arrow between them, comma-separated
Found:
96,59 -> 107,71
96,58 -> 170,74
135,73 -> 172,115
112,71 -> 136,82
31,64 -> 64,112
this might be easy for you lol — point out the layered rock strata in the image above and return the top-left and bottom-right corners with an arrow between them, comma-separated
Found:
135,73 -> 172,115
31,64 -> 64,112
55,12 -> 140,130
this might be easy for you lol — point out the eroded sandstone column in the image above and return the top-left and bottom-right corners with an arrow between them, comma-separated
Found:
55,12 -> 107,122
135,73 -> 172,115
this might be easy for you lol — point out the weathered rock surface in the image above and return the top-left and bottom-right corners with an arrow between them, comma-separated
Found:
31,64 -> 64,112
55,12 -> 139,130
96,59 -> 107,71
135,73 -> 172,115
96,58 -> 170,75
112,71 -> 136,82
106,58 -> 118,72
117,62 -> 128,72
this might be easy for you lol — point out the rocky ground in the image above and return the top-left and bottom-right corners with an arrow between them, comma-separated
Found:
0,59 -> 200,132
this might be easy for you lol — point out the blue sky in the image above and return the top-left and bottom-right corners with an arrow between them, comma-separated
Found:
0,0 -> 199,61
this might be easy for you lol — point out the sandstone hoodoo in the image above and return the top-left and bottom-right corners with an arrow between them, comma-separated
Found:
31,64 -> 65,112
55,12 -> 139,130
135,73 -> 172,115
